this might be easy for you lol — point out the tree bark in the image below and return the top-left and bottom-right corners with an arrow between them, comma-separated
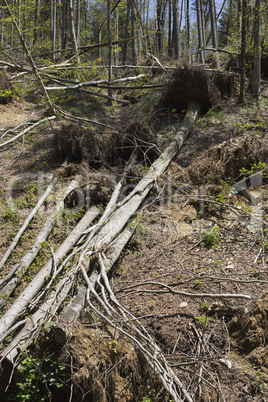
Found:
239,0 -> 248,103
0,206 -> 100,363
53,222 -> 137,344
196,0 -> 205,64
2,0 -> 56,114
122,0 -> 131,63
250,0 -> 261,98
107,0 -> 113,98
172,0 -> 181,60
0,178 -> 86,334
209,0 -> 220,68
69,0 -> 80,62
84,102 -> 199,259
131,1 -> 138,64
0,177 -> 57,275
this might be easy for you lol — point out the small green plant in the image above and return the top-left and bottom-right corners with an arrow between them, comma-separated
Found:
10,351 -> 65,402
237,203 -> 253,214
194,279 -> 202,289
1,204 -> 19,224
196,315 -> 210,329
199,302 -> 208,313
126,235 -> 140,252
239,162 -> 265,178
140,388 -> 168,402
213,259 -> 223,269
217,180 -> 235,203
255,119 -> 268,132
201,225 -> 220,248
250,364 -> 267,393
110,340 -> 118,353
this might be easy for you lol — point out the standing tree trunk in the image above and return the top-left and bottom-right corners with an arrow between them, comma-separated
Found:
196,0 -> 205,64
239,0 -> 248,103
172,0 -> 181,60
76,0 -> 81,49
250,0 -> 261,98
209,0 -> 220,68
226,0 -> 232,46
33,0 -> 40,46
131,0 -> 137,64
107,0 -> 113,98
115,8 -> 119,65
122,0 -> 131,63
156,0 -> 164,53
186,0 -> 191,64
51,0 -> 56,61
61,0 -> 67,50
98,23 -> 102,58
168,0 -> 172,57
69,0 -> 80,61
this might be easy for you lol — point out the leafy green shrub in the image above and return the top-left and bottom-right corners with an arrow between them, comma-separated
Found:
9,351 -> 65,402
1,204 -> 19,224
201,225 -> 220,248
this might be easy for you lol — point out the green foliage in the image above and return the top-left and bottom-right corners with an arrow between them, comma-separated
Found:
194,279 -> 202,289
201,225 -> 220,248
0,88 -> 12,98
239,162 -> 266,178
199,302 -> 208,313
126,222 -> 150,252
139,388 -> 171,402
24,241 -> 51,281
109,340 -> 118,354
195,315 -> 210,329
1,203 -> 19,224
217,180 -> 235,203
250,364 -> 267,393
9,351 -> 65,402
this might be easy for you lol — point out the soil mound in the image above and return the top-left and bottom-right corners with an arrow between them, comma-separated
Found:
0,71 -> 13,104
157,66 -> 235,113
228,293 -> 268,371
174,135 -> 268,185
56,323 -> 169,402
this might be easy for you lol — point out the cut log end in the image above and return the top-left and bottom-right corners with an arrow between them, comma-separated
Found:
53,327 -> 67,344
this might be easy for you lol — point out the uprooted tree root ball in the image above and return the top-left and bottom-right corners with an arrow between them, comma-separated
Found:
54,121 -> 158,166
53,323 -> 170,402
118,121 -> 159,163
53,124 -> 118,166
173,135 -> 268,185
229,292 -> 268,372
157,66 -> 236,113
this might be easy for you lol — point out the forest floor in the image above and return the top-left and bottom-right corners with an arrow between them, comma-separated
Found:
0,73 -> 268,401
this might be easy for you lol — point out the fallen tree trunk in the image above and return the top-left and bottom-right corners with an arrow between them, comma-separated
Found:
0,177 -> 57,274
53,221 -> 137,344
0,103 -> 199,399
0,206 -> 100,362
0,178 -> 80,307
85,102 -> 199,255
44,74 -> 146,91
0,179 -> 90,333
0,116 -> 56,148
